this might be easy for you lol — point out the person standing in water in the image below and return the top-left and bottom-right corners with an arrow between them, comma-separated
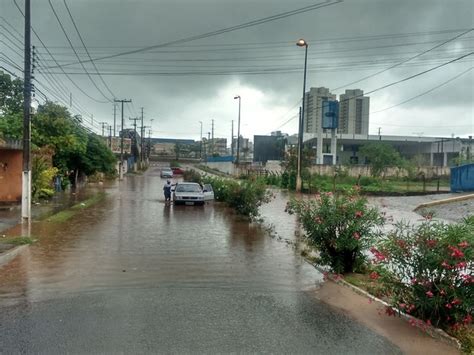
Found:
163,180 -> 172,203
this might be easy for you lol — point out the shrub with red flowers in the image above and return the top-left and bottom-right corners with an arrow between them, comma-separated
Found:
286,190 -> 384,273
372,219 -> 473,330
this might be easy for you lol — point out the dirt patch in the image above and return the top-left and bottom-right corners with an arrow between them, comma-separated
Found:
314,280 -> 459,355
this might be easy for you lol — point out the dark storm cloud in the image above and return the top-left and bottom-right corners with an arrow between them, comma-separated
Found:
1,0 -> 472,137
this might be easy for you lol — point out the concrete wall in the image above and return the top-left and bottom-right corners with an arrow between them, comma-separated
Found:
0,150 -> 22,203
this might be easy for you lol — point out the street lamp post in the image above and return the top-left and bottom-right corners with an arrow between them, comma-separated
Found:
296,38 -> 308,193
234,95 -> 241,164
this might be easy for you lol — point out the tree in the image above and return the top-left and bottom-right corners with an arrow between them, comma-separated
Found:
0,71 -> 23,115
359,143 -> 403,177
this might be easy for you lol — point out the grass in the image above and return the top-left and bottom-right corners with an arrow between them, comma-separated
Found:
0,236 -> 36,246
47,192 -> 106,223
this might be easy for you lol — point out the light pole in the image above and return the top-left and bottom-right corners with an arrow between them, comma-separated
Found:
234,95 -> 241,164
296,38 -> 308,193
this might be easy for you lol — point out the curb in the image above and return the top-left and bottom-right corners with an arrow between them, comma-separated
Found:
323,270 -> 462,350
0,244 -> 28,268
414,193 -> 474,211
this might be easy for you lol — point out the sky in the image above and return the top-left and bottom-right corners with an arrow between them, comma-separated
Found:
1,0 -> 473,141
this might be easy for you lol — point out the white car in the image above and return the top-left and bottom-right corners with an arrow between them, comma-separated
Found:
160,168 -> 173,178
173,182 -> 214,206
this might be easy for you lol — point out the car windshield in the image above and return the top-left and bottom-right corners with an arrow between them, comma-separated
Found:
176,184 -> 202,193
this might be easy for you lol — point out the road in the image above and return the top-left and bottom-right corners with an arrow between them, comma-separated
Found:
0,167 -> 401,353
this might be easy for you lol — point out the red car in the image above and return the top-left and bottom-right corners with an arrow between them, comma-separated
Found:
171,167 -> 184,175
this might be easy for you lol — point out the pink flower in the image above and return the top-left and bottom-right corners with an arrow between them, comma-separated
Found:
410,278 -> 418,285
369,272 -> 379,280
425,290 -> 434,298
426,319 -> 432,326
448,246 -> 464,258
396,239 -> 408,249
426,239 -> 437,248
445,303 -> 452,309
456,261 -> 467,269
440,289 -> 446,296
463,314 -> 472,325
399,303 -> 406,309
451,298 -> 462,306
370,247 -> 387,262
406,304 -> 416,314
353,232 -> 361,240
458,241 -> 469,248
355,211 -> 364,218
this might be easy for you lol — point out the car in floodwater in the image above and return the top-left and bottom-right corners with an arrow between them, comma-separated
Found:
171,167 -> 184,175
160,168 -> 174,178
173,182 -> 214,205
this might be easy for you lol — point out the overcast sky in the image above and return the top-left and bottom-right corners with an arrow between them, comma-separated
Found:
1,0 -> 473,141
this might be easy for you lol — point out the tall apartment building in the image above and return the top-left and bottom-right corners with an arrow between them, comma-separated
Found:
303,87 -> 336,134
338,89 -> 370,135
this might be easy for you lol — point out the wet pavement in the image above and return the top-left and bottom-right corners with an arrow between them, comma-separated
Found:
0,168 -> 401,353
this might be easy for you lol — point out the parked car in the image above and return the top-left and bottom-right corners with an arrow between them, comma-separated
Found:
171,167 -> 184,175
173,182 -> 214,206
160,168 -> 173,178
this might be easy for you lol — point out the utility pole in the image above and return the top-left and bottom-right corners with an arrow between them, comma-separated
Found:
199,121 -> 203,160
140,108 -> 145,164
108,125 -> 112,148
69,93 -> 72,108
378,127 -> 382,140
231,120 -> 234,157
148,129 -> 152,159
114,99 -> 132,180
211,119 -> 214,156
21,0 -> 32,222
113,103 -> 117,137
100,122 -> 108,137
234,95 -> 241,164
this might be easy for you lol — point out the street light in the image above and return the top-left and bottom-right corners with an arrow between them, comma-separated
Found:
296,38 -> 308,192
234,95 -> 241,164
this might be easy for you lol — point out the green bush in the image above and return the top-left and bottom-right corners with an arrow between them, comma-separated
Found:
182,169 -> 202,183
287,190 -> 384,273
372,220 -> 473,330
201,175 -> 272,220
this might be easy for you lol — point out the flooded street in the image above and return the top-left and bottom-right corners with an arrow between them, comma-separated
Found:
0,168 -> 400,353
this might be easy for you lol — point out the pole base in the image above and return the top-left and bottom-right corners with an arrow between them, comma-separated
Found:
296,175 -> 302,192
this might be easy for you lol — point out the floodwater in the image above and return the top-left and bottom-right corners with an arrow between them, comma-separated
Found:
0,167 -> 401,353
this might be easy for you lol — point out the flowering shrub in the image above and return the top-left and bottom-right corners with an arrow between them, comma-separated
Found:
372,219 -> 473,329
286,191 -> 384,273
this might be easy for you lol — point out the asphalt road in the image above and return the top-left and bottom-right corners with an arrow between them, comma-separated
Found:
0,168 -> 401,354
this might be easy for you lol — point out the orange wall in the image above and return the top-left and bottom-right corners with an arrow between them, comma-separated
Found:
0,150 -> 22,202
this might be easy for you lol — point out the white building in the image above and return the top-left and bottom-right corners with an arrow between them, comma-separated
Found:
338,89 -> 370,135
303,87 -> 336,134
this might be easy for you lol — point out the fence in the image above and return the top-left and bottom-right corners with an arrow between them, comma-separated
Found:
451,163 -> 474,192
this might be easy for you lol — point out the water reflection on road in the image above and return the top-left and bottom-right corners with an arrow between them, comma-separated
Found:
0,168 -> 321,306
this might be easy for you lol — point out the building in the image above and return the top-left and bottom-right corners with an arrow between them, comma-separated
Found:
210,138 -> 228,156
338,89 -> 370,135
303,132 -> 473,167
232,137 -> 253,161
0,139 -> 22,204
253,135 -> 286,163
303,87 -> 337,134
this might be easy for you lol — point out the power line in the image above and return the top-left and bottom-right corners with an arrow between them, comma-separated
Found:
47,0 -> 342,69
371,66 -> 473,115
12,0 -> 110,104
331,27 -> 474,91
62,0 -> 116,99
47,0 -> 112,102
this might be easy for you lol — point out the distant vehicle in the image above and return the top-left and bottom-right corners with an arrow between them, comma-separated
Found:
160,168 -> 173,178
171,167 -> 184,175
173,182 -> 214,206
